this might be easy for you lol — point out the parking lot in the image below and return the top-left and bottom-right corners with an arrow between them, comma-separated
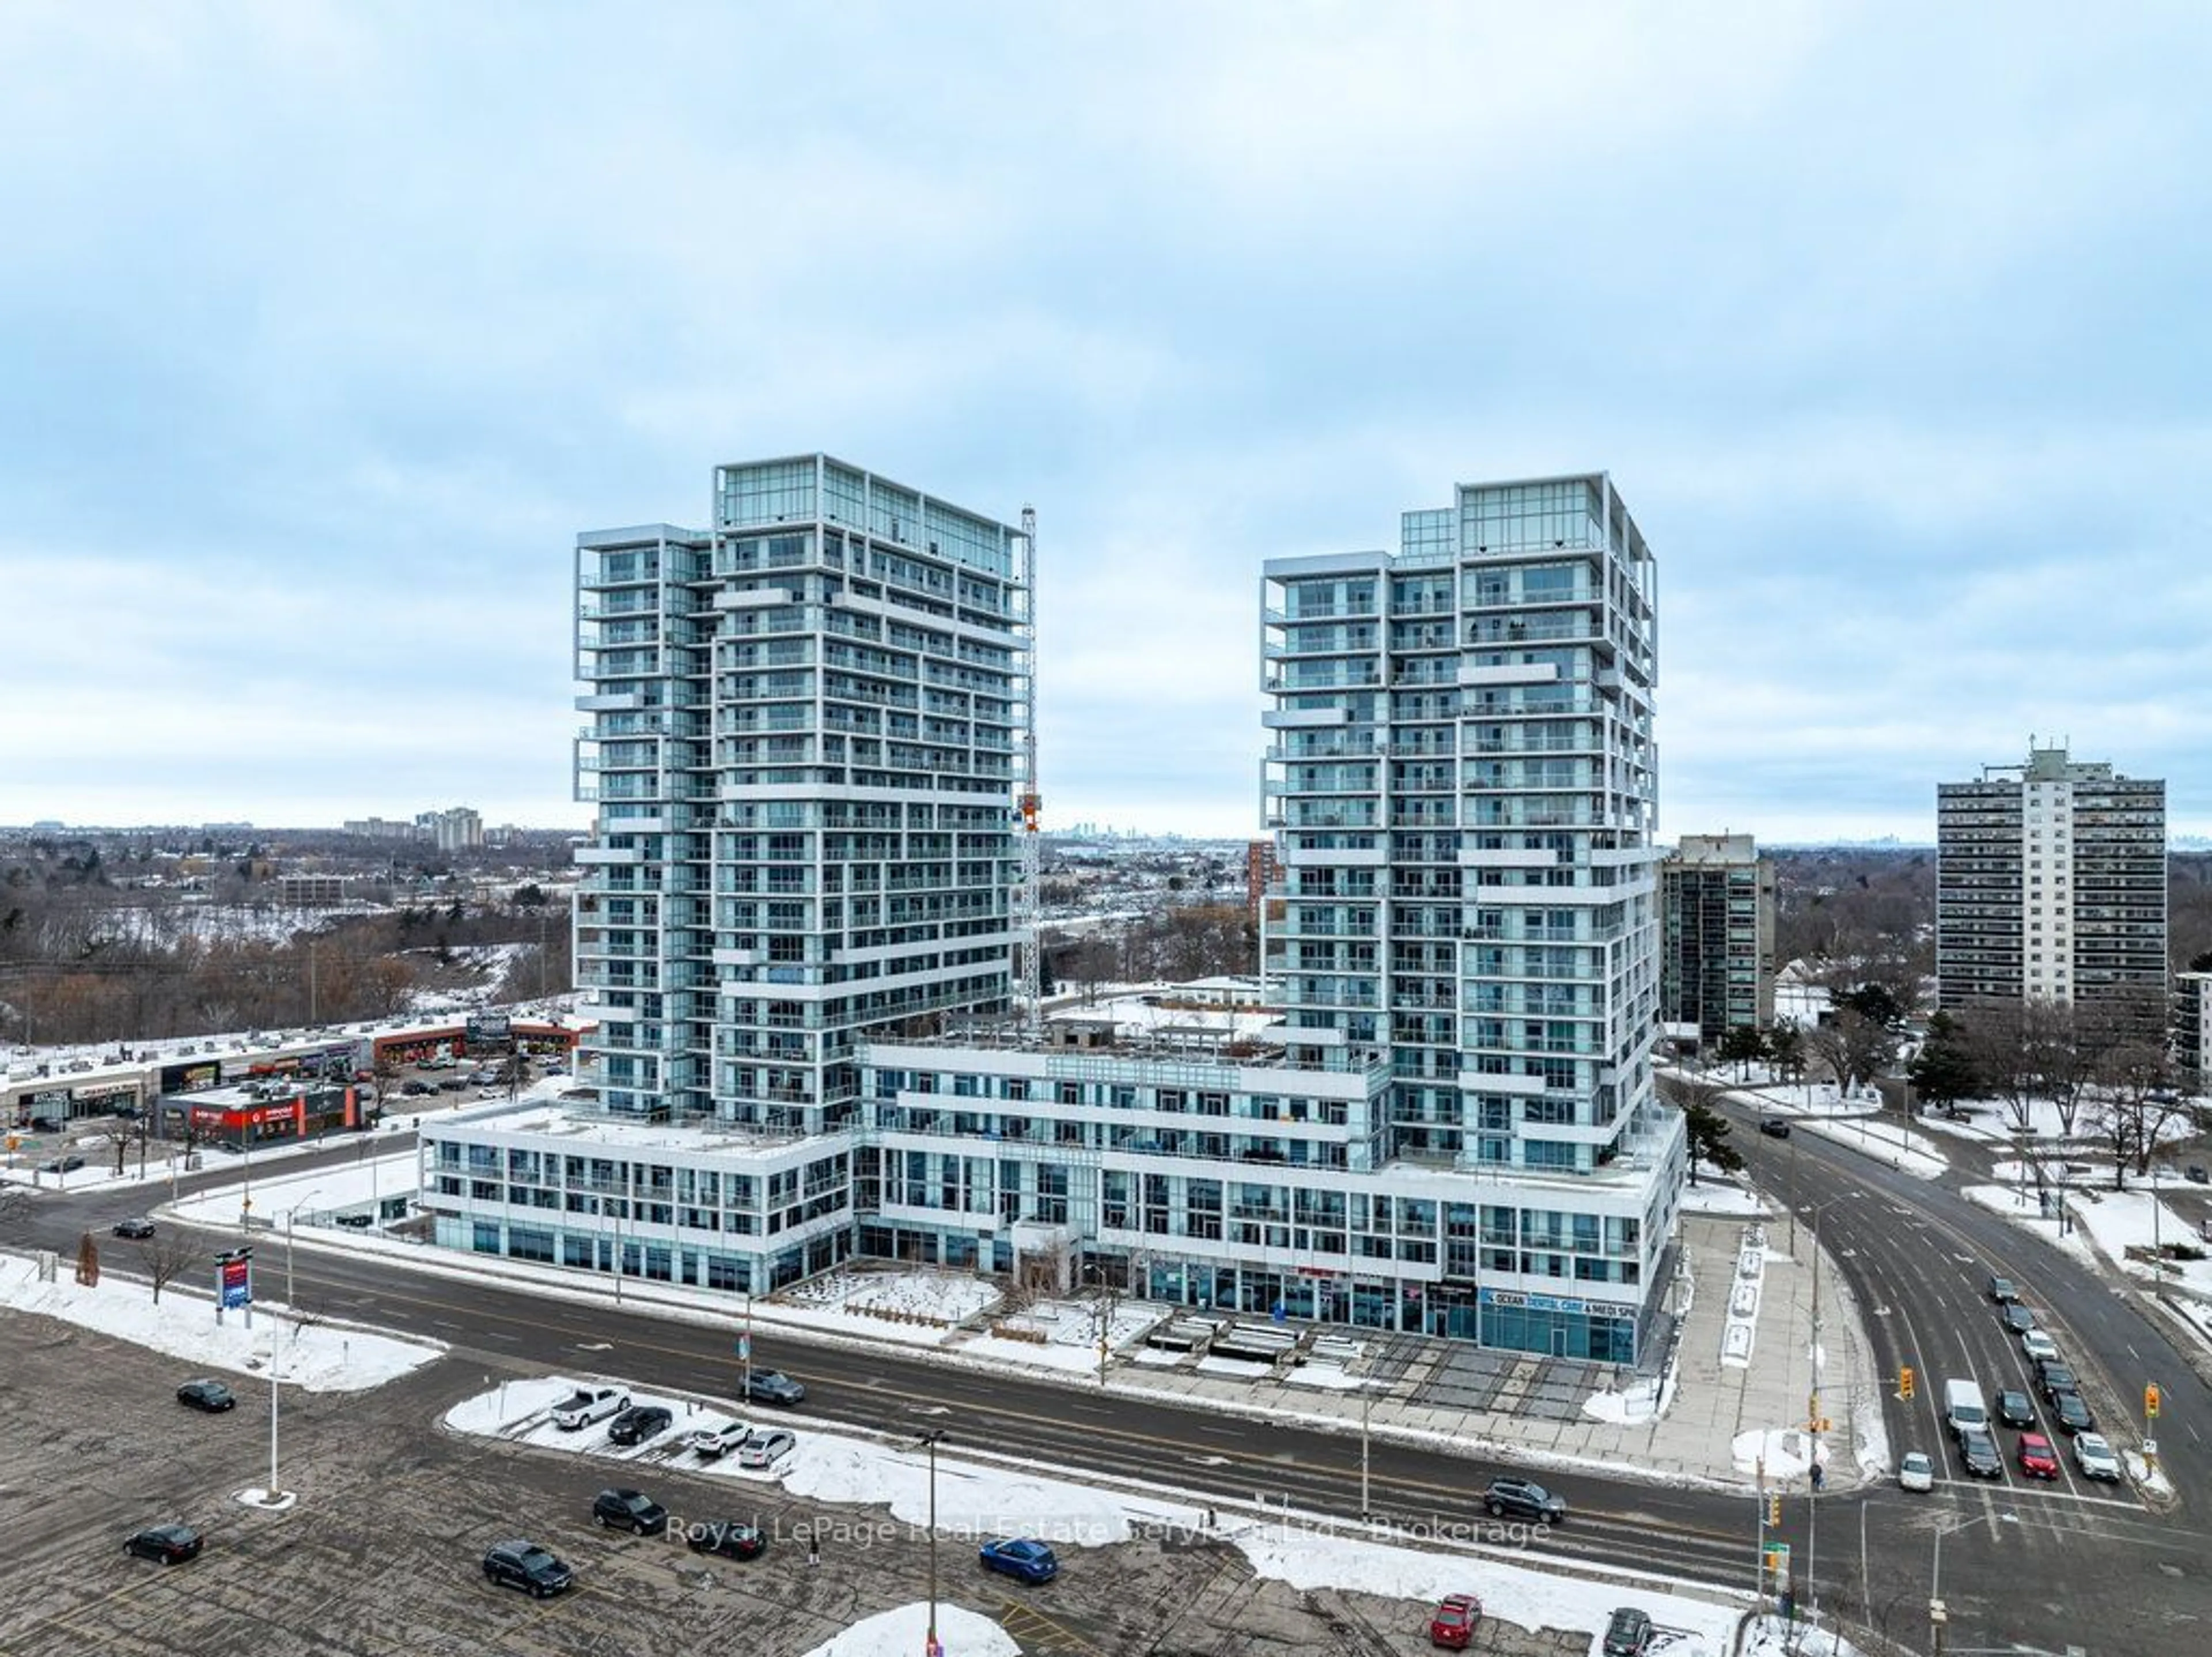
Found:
0,1310 -> 1599,1656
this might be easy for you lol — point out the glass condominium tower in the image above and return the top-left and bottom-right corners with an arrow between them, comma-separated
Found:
573,455 -> 1031,1135
1261,474 -> 1680,1357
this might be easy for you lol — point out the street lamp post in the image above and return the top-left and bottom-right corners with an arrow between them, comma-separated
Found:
270,1190 -> 323,1505
1358,1384 -> 1373,1523
916,1428 -> 945,1656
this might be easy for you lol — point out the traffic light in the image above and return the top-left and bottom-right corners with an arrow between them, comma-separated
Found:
2146,1382 -> 2162,1419
1898,1365 -> 1915,1401
1767,1492 -> 1783,1527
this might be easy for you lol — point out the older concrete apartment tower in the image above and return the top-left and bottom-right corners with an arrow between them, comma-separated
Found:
1260,474 -> 1681,1360
1937,744 -> 2166,1017
1660,833 -> 1777,1043
572,457 -> 1032,1136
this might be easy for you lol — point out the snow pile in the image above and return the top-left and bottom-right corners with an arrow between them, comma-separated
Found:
1733,1426 -> 1820,1481
779,1267 -> 1002,1329
801,1604 -> 1019,1657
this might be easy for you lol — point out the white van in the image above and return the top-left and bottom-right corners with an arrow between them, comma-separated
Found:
1943,1377 -> 1986,1438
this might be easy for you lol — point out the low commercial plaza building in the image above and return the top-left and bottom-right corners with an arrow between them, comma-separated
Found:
421,461 -> 1684,1363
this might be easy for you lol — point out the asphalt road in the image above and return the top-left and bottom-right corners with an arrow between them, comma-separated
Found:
17,1118 -> 2212,1656
1727,1102 -> 2212,1656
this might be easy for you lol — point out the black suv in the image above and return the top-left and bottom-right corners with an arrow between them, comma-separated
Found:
2050,1390 -> 2095,1435
176,1379 -> 237,1413
1758,1117 -> 1791,1138
483,1539 -> 573,1598
592,1488 -> 668,1535
607,1405 -> 674,1447
2036,1363 -> 2078,1403
1958,1428 -> 2003,1478
1483,1477 -> 1566,1524
684,1519 -> 767,1561
1603,1606 -> 1654,1656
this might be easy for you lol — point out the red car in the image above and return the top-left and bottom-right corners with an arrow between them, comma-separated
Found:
2017,1431 -> 2060,1480
1429,1592 -> 1482,1648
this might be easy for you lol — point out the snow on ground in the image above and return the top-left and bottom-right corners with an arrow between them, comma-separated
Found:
1790,1112 -> 1948,1179
1732,1427 -> 1821,1481
1233,1527 -> 1740,1655
0,1250 -> 442,1390
446,1378 -> 1200,1546
1282,1356 -> 1369,1392
1581,1379 -> 1660,1424
2124,1448 -> 2177,1499
1961,1186 -> 2100,1268
1721,1224 -> 1768,1370
2035,1179 -> 2212,1295
1679,1175 -> 1769,1218
1743,1613 -> 1868,1656
958,1298 -> 1160,1375
446,1377 -> 1743,1654
781,1266 -> 1001,1327
801,1604 -> 1018,1657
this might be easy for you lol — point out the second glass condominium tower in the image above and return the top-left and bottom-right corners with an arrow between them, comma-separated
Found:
573,455 -> 1031,1135
1262,474 -> 1679,1355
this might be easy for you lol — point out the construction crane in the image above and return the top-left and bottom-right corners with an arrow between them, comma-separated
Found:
1016,505 -> 1043,1031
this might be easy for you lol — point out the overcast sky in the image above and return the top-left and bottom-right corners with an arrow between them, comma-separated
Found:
3,3 -> 2205,843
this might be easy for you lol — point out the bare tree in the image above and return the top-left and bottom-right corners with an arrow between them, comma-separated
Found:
1802,1008 -> 1897,1095
138,1229 -> 204,1305
2088,1040 -> 2187,1186
1959,998 -> 2063,1134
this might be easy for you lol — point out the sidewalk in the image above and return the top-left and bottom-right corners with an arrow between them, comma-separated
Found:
1101,1210 -> 1884,1495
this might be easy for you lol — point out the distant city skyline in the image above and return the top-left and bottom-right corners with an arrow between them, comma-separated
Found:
3,7 -> 2206,841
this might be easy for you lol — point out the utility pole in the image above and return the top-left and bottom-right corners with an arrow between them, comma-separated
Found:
1800,1206 -> 1825,1654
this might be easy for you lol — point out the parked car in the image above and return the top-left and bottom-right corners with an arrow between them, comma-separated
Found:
482,1539 -> 573,1598
2021,1329 -> 2060,1363
736,1428 -> 797,1469
1957,1428 -> 2003,1478
1897,1450 -> 1935,1493
684,1519 -> 767,1561
1427,1591 -> 1482,1648
744,1370 -> 806,1407
1758,1117 -> 1791,1138
979,1536 -> 1059,1584
687,1418 -> 753,1459
2050,1390 -> 2096,1435
2017,1432 -> 2061,1480
552,1384 -> 630,1431
2187,1165 -> 2210,1185
1999,1303 -> 2036,1335
606,1405 -> 674,1447
1483,1476 -> 1566,1524
111,1217 -> 157,1240
1603,1606 -> 1656,1657
37,1155 -> 85,1174
2073,1431 -> 2122,1481
590,1488 -> 668,1535
176,1379 -> 237,1413
123,1524 -> 202,1565
1988,1275 -> 2019,1303
1994,1390 -> 2036,1430
399,1081 -> 433,1097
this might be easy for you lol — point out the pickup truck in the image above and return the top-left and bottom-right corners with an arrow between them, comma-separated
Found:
552,1384 -> 631,1431
685,1418 -> 753,1459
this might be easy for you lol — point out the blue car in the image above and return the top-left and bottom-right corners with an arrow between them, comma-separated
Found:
979,1537 -> 1058,1584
